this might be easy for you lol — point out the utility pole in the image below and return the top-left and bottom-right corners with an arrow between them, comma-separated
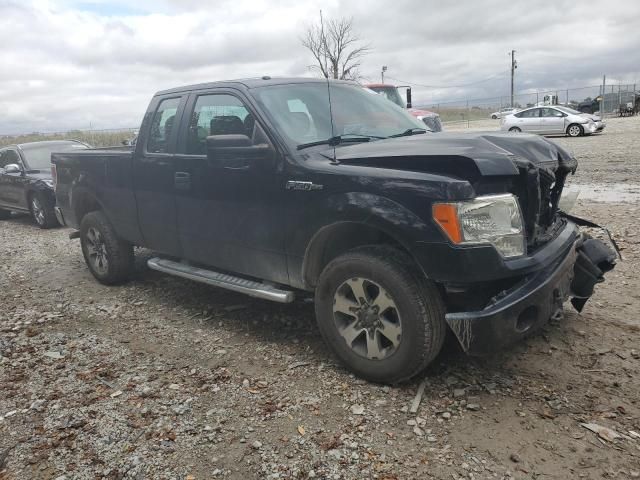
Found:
600,74 -> 606,117
381,66 -> 387,84
510,50 -> 517,108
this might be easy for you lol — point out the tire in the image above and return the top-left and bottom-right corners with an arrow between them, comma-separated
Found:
566,123 -> 583,137
80,211 -> 134,285
509,127 -> 521,133
491,115 -> 498,119
30,191 -> 59,229
314,245 -> 446,384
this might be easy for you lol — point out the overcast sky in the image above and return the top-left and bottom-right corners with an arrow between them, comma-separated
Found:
1,0 -> 639,134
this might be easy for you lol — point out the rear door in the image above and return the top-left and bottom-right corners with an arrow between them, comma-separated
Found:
514,108 -> 541,132
539,108 -> 566,134
132,95 -> 187,256
172,89 -> 288,283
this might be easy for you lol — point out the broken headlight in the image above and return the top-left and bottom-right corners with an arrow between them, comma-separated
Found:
433,194 -> 525,258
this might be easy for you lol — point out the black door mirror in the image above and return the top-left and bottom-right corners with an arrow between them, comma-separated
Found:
4,163 -> 22,174
406,87 -> 412,109
206,135 -> 273,170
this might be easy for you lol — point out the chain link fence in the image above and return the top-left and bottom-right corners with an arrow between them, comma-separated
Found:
0,127 -> 138,148
415,83 -> 639,126
2,82 -> 639,140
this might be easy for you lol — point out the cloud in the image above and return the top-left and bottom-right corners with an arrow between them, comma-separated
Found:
0,0 -> 638,133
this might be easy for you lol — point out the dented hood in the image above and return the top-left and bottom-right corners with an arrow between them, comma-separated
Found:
332,131 -> 577,178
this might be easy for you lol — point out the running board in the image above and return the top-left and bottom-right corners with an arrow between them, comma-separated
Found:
147,257 -> 294,303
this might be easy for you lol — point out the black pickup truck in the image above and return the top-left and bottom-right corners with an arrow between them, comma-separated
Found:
52,77 -> 615,383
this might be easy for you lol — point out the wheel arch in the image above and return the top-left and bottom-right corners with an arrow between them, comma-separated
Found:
72,188 -> 104,225
302,221 -> 422,289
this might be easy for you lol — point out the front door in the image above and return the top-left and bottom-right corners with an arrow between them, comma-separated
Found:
539,108 -> 566,135
132,95 -> 186,256
173,91 -> 288,284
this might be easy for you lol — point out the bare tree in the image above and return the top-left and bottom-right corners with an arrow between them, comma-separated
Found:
301,14 -> 370,81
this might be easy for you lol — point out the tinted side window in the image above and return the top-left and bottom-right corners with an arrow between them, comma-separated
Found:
147,97 -> 181,153
186,94 -> 251,155
541,108 -> 563,117
517,109 -> 540,118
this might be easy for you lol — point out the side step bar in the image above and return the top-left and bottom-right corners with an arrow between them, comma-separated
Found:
147,257 -> 295,303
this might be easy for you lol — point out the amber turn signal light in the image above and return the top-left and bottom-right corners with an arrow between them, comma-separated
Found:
432,203 -> 462,244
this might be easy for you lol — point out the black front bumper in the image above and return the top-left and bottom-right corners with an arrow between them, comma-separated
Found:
445,233 -> 615,355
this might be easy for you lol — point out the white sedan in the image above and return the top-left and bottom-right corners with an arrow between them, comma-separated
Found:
500,106 -> 604,137
489,107 -> 518,119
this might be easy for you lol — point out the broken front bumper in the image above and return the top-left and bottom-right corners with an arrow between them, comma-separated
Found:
445,230 -> 616,355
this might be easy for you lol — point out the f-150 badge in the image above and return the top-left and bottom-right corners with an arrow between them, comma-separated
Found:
286,181 -> 324,191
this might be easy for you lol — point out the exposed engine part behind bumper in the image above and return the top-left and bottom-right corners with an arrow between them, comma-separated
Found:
445,232 -> 616,355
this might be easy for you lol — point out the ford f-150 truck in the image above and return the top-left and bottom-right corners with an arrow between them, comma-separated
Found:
52,77 -> 615,383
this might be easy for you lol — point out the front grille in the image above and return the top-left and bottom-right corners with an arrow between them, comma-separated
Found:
515,161 -> 569,252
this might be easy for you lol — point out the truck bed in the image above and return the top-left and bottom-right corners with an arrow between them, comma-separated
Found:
52,148 -> 143,244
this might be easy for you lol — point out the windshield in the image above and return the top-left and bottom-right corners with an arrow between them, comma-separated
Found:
21,142 -> 88,170
252,82 -> 424,149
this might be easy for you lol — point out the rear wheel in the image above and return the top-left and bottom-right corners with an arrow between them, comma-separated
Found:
491,114 -> 498,119
509,127 -> 521,133
314,246 -> 446,384
0,208 -> 11,220
80,211 -> 134,285
30,192 -> 58,229
567,123 -> 583,137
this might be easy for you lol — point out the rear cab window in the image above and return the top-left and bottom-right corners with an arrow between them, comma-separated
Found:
147,97 -> 181,153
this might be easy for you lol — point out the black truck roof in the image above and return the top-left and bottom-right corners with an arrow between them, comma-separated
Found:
155,77 -> 354,96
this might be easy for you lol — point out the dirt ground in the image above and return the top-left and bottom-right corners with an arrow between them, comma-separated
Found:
1,116 -> 639,479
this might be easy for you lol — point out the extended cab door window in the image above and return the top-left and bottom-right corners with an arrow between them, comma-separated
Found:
147,97 -> 181,154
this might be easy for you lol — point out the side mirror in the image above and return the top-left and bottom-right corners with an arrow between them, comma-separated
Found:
206,134 -> 273,169
4,164 -> 21,174
406,87 -> 412,109
206,134 -> 252,150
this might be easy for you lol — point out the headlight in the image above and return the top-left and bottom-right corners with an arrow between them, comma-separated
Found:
432,194 -> 525,258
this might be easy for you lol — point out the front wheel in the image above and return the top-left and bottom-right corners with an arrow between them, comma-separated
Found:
491,115 -> 498,119
314,246 -> 446,384
80,211 -> 134,285
30,192 -> 59,229
567,123 -> 583,137
509,127 -> 521,133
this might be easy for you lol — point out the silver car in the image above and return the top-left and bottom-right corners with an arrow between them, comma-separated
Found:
500,106 -> 604,137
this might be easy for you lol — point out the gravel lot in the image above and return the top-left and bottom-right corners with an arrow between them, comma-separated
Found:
2,116 -> 640,479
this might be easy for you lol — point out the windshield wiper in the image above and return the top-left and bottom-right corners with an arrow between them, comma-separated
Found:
388,127 -> 427,138
297,134 -> 385,151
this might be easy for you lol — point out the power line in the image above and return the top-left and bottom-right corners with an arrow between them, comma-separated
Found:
385,74 -> 507,89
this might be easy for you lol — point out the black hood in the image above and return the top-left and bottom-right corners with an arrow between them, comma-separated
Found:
329,131 -> 577,181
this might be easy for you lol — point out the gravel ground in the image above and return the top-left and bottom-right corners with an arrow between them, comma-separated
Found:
1,116 -> 640,479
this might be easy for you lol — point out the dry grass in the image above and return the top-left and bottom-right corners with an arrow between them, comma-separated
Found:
0,129 -> 137,148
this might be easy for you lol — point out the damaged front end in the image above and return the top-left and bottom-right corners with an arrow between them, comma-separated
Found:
444,136 -> 617,355
445,229 -> 616,355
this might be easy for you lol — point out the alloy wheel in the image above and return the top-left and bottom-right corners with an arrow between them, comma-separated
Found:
332,277 -> 402,360
31,197 -> 45,225
85,227 -> 109,275
568,125 -> 581,137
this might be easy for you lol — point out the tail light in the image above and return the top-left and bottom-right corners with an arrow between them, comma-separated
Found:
51,163 -> 57,191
